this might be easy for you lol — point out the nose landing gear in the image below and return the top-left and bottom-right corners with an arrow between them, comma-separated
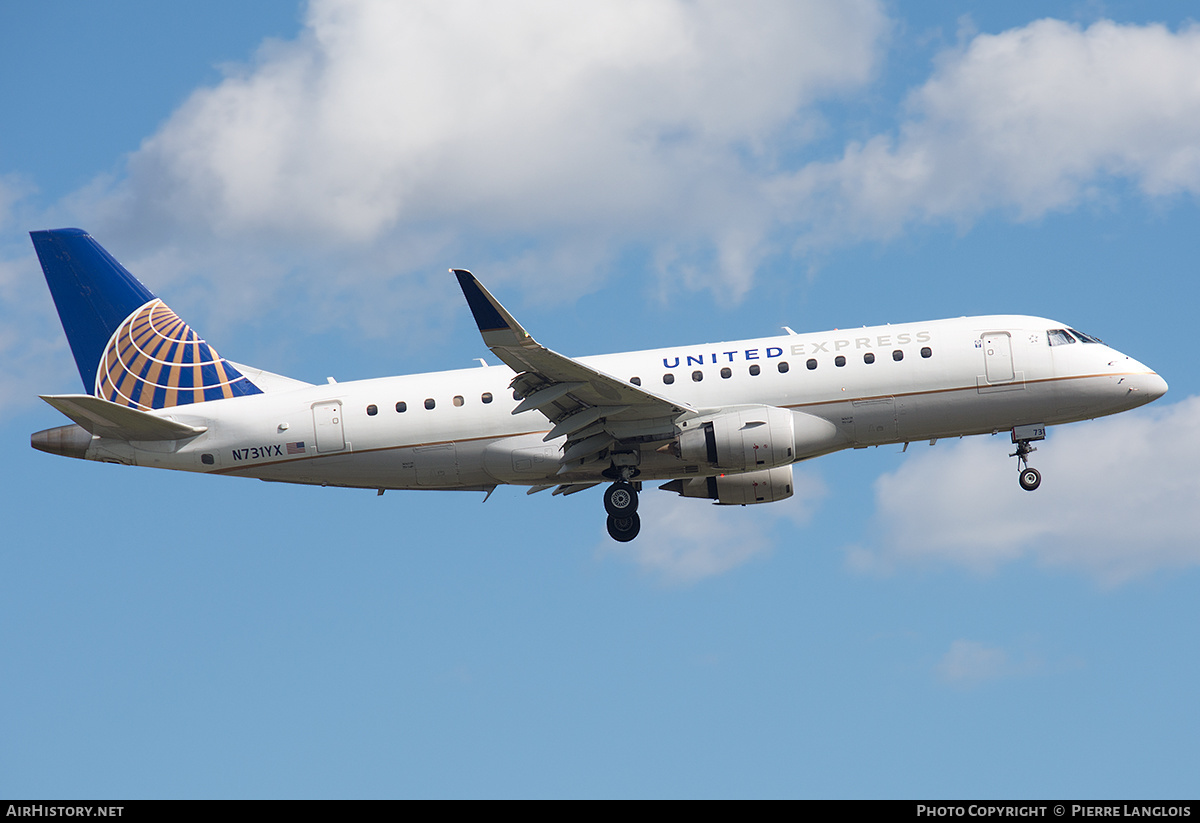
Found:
1010,424 -> 1046,491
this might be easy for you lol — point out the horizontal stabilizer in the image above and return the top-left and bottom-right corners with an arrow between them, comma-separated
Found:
41,394 -> 207,441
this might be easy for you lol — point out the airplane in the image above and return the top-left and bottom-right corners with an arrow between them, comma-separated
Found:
30,228 -> 1168,542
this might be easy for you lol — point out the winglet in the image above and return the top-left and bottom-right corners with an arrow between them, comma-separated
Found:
451,268 -> 693,419
452,269 -> 534,349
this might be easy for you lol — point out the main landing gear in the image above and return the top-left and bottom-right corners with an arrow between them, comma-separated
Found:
1009,424 -> 1046,491
604,479 -> 641,542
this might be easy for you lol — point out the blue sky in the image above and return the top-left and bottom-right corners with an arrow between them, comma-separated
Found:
2,0 -> 1198,799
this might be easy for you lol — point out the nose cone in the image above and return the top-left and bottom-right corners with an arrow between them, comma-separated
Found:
1141,371 -> 1169,403
1107,348 -> 1168,408
1117,366 -> 1168,409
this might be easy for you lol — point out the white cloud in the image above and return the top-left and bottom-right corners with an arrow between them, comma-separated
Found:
781,18 -> 1200,243
599,469 -> 825,585
12,8 -> 1200,415
94,0 -> 887,297
0,257 -> 78,414
27,10 -> 1200,319
936,640 -> 1008,686
849,396 -> 1200,586
936,639 -> 1037,688
82,10 -> 1200,302
21,11 -> 1200,307
0,173 -> 35,233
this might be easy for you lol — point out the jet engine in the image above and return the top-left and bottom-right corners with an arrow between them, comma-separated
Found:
660,465 -> 794,505
671,405 -> 841,471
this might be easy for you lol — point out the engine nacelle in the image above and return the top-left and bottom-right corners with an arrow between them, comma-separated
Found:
678,405 -> 794,471
661,465 -> 794,505
675,406 -> 840,471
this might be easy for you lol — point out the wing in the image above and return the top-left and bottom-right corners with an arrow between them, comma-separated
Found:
453,270 -> 691,478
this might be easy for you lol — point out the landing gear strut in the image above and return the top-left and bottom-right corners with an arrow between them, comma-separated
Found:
603,478 -> 640,541
1009,424 -> 1045,492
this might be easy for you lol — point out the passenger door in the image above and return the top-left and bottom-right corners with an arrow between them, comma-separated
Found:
312,401 -> 346,453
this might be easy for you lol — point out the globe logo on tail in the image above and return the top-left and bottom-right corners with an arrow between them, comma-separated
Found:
96,299 -> 260,410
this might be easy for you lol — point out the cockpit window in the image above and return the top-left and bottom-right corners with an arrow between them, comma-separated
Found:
1069,328 -> 1104,344
1047,329 -> 1076,346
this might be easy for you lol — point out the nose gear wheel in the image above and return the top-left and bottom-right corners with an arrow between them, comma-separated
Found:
1010,437 -> 1042,492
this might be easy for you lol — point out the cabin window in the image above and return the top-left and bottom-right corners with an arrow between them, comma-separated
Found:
921,347 -> 932,358
630,376 -> 641,386
720,367 -> 732,379
778,361 -> 790,373
893,349 -> 904,361
806,358 -> 818,370
453,395 -> 464,407
366,404 -> 378,416
481,392 -> 493,404
424,398 -> 436,410
864,352 -> 875,364
749,364 -> 761,376
663,373 -> 675,385
835,355 -> 846,367
201,453 -> 214,465
396,401 -> 407,413
692,370 -> 703,382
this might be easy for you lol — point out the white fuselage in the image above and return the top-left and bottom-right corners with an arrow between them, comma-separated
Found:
79,315 -> 1166,491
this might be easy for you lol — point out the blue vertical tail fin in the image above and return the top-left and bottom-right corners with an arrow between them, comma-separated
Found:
31,228 -> 262,410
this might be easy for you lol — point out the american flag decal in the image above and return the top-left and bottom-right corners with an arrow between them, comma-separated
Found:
286,441 -> 306,455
